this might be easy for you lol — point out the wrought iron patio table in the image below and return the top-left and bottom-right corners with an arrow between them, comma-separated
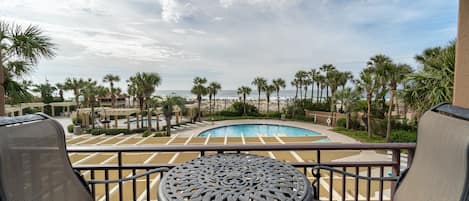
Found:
158,153 -> 314,201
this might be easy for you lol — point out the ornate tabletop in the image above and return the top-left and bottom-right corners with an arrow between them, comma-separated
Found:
158,153 -> 313,201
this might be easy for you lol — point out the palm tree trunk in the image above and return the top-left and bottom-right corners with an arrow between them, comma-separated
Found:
367,94 -> 372,138
166,116 -> 171,136
111,82 -> 115,108
243,94 -> 247,116
91,101 -> 95,129
213,94 -> 216,113
197,96 -> 201,122
209,95 -> 212,116
258,90 -> 261,110
156,114 -> 160,131
294,86 -> 298,101
299,84 -> 303,100
320,86 -> 323,103
147,102 -> 152,131
326,85 -> 329,99
267,96 -> 270,113
386,89 -> 395,142
277,90 -> 280,112
316,83 -> 320,103
346,112 -> 350,129
0,50 -> 5,116
304,86 -> 308,100
311,82 -> 314,103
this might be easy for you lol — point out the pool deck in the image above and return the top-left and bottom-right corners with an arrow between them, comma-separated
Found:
174,119 -> 360,143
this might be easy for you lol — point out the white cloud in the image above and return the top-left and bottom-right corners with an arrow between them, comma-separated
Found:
159,0 -> 197,23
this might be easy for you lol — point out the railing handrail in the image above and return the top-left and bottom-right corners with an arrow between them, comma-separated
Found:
67,142 -> 416,152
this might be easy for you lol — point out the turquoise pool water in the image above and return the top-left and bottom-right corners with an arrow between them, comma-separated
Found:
198,124 -> 321,137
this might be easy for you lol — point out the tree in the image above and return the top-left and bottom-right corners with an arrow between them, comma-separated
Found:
0,21 -> 55,115
326,69 -> 341,114
64,78 -> 86,108
81,80 -> 108,129
316,74 -> 326,103
4,79 -> 33,104
128,72 -> 161,131
32,80 -> 56,103
310,69 -> 319,103
367,55 -> 393,115
337,71 -> 353,112
384,63 -> 413,142
252,77 -> 267,110
160,96 -> 185,136
272,78 -> 286,112
402,41 -> 455,118
291,79 -> 299,101
294,71 -> 308,100
103,74 -> 121,108
320,64 -> 336,99
237,86 -> 251,116
355,67 -> 377,138
55,83 -> 66,101
207,81 -> 221,115
334,87 -> 360,129
191,77 -> 207,122
264,84 -> 275,113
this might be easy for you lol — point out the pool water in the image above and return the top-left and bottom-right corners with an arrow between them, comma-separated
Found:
198,124 -> 321,137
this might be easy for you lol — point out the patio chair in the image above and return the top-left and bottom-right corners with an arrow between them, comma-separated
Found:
0,113 -> 167,201
311,103 -> 469,201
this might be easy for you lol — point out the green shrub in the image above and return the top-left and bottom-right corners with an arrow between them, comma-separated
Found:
336,118 -> 346,128
142,130 -> 153,137
303,101 -> 330,112
67,124 -> 74,133
390,130 -> 417,143
153,132 -> 164,137
262,111 -> 282,118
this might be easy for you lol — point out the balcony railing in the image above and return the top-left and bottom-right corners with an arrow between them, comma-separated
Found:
68,143 -> 416,201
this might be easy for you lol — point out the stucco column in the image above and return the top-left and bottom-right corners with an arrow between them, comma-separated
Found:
136,115 -> 140,129
51,106 -> 55,117
454,0 -> 469,108
114,115 -> 118,128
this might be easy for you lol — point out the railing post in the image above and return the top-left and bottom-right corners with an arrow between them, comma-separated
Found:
118,152 -> 123,201
391,149 -> 401,200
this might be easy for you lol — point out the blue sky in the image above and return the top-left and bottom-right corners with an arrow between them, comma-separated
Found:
0,0 -> 458,91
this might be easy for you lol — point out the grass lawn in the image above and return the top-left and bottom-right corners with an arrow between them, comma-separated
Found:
331,127 -> 387,143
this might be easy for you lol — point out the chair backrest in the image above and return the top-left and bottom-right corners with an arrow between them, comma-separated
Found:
394,104 -> 469,201
0,114 -> 93,201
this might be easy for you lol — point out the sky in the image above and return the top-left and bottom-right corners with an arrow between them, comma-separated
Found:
0,0 -> 458,92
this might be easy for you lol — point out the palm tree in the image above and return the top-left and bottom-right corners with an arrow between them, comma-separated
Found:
310,69 -> 319,102
55,83 -> 66,101
320,64 -> 336,99
32,81 -> 56,103
103,74 -> 121,108
272,78 -> 286,112
337,71 -> 353,112
291,79 -> 299,101
160,96 -> 185,136
294,71 -> 308,100
4,79 -> 33,104
237,86 -> 251,116
82,80 -> 108,129
367,55 -> 393,114
252,77 -> 267,110
317,74 -> 326,103
207,81 -> 221,115
264,84 -> 275,113
128,72 -> 161,131
0,21 -> 56,115
334,87 -> 360,129
403,42 -> 455,116
303,77 -> 311,100
384,63 -> 413,142
191,77 -> 207,122
355,67 -> 377,138
327,69 -> 342,116
64,78 -> 86,107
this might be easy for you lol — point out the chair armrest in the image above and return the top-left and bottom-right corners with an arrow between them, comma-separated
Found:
88,167 -> 169,184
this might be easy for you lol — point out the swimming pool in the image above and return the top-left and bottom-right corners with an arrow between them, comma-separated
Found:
198,124 -> 321,137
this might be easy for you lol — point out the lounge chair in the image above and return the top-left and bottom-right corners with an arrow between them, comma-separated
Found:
311,103 -> 469,201
0,113 -> 167,201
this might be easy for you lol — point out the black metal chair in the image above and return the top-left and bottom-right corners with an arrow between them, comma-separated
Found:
0,113 -> 167,201
312,103 -> 469,201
